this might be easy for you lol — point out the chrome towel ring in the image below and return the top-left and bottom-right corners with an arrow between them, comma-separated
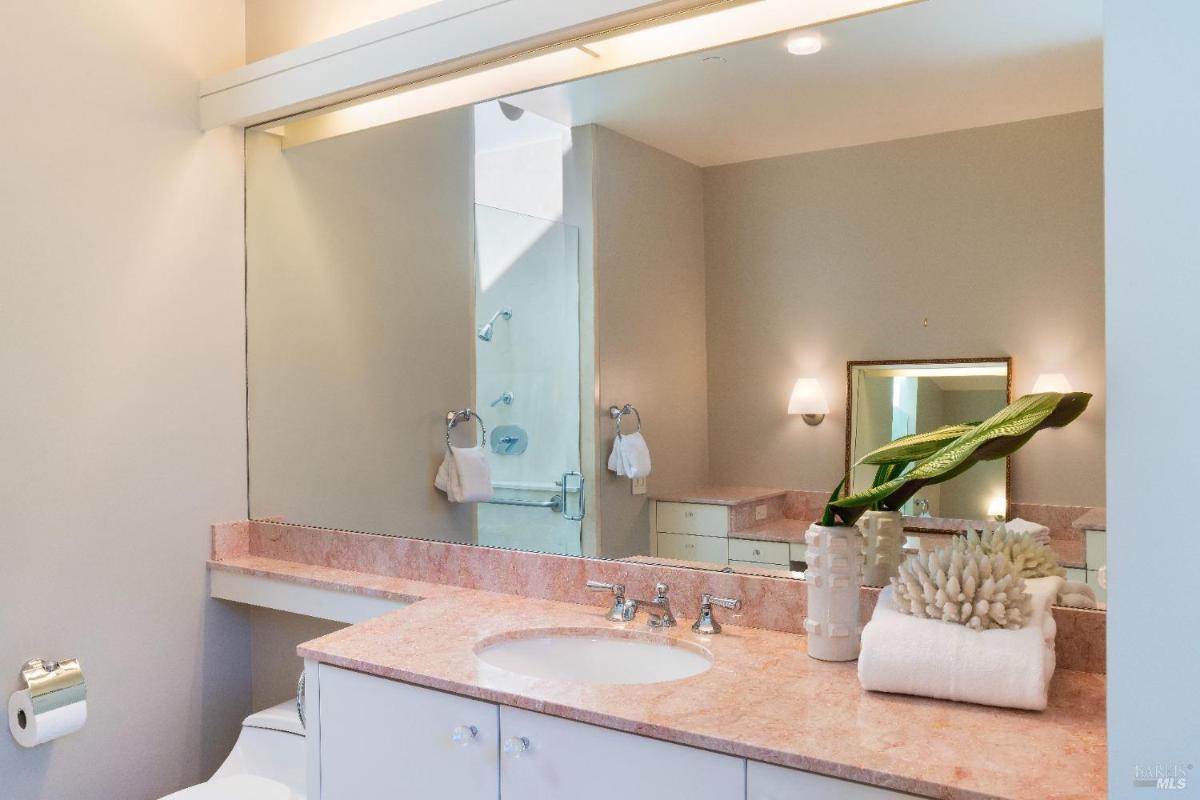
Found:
608,404 -> 642,436
446,409 -> 487,450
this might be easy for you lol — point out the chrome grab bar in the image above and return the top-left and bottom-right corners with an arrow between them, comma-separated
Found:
486,495 -> 563,511
483,470 -> 585,520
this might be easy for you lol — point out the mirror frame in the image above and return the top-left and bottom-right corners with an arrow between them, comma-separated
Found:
844,356 -> 1013,533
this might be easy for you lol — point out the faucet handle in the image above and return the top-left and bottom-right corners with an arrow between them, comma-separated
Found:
654,582 -> 669,599
692,592 -> 742,635
586,580 -> 628,622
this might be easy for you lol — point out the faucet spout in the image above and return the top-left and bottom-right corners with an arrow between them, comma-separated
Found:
626,582 -> 676,628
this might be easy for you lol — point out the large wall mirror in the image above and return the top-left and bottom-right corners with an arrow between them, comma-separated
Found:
245,0 -> 1105,608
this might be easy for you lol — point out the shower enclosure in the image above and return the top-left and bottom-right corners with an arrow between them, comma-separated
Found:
474,205 -> 584,555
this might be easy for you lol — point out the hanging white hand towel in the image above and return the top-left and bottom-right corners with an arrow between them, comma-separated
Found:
434,445 -> 494,503
857,576 -> 1064,711
607,431 -> 652,478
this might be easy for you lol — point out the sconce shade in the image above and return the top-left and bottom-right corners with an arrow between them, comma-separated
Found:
987,496 -> 1007,519
788,379 -> 829,425
1031,373 -> 1072,394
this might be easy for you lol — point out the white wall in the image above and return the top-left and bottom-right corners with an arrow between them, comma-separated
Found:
1105,1 -> 1200,792
0,3 -> 250,798
245,0 -> 440,61
704,111 -> 1106,507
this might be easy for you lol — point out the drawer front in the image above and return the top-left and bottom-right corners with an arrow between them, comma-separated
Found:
1065,567 -> 1088,584
749,760 -> 921,798
728,560 -> 790,575
1085,568 -> 1107,604
789,542 -> 807,562
1085,530 -> 1106,568
657,532 -> 729,564
656,502 -> 729,537
729,538 -> 790,566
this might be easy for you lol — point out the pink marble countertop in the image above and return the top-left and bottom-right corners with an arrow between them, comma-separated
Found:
1072,507 -> 1107,531
651,486 -> 787,505
733,518 -> 813,545
298,589 -> 1106,800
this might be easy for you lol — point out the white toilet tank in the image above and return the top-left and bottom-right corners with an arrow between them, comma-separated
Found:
161,700 -> 306,800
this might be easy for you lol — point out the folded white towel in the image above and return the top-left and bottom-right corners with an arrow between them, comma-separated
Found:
858,576 -> 1064,710
607,431 -> 652,478
434,446 -> 494,503
1002,517 -> 1052,545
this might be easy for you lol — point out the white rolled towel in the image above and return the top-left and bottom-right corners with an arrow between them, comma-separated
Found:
1002,517 -> 1052,545
434,446 -> 494,503
858,576 -> 1063,711
607,431 -> 652,478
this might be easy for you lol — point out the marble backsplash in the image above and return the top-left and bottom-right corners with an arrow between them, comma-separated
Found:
213,519 -> 1105,673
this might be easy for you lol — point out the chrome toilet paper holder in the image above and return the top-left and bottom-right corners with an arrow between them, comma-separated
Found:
17,658 -> 85,725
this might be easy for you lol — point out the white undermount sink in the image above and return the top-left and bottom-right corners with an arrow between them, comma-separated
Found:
475,628 -> 713,685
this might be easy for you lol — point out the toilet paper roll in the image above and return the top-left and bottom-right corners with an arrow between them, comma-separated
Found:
9,688 -> 87,748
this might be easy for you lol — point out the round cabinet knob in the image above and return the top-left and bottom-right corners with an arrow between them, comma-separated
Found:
685,511 -> 694,518
451,725 -> 479,746
753,549 -> 761,557
503,736 -> 531,758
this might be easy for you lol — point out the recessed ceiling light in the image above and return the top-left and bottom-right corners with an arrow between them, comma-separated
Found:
786,31 -> 823,55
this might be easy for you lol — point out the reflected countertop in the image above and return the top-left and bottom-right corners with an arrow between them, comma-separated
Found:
650,486 -> 787,505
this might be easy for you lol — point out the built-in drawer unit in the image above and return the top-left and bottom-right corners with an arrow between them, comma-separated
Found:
658,531 -> 730,564
748,760 -> 920,798
1084,529 -> 1106,569
656,502 -> 730,538
728,538 -> 789,567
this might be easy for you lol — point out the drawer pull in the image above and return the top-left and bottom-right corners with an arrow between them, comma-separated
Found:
503,736 -> 531,758
451,725 -> 479,746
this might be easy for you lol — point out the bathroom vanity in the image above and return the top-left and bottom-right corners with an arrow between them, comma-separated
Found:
288,578 -> 1106,800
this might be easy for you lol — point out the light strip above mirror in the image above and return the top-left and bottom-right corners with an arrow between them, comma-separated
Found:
262,0 -> 920,148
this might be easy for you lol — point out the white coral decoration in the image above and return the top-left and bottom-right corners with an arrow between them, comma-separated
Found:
965,525 -> 1066,579
892,542 -> 1033,630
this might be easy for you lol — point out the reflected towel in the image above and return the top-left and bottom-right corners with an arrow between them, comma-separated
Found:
607,431 -> 652,478
434,445 -> 494,503
858,576 -> 1064,711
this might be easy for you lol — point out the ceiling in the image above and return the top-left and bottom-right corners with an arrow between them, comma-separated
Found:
506,0 -> 1102,167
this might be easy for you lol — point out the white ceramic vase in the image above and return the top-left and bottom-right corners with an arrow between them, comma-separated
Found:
803,523 -> 864,661
859,509 -> 904,587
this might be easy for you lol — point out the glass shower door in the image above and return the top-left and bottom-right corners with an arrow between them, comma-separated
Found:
474,204 -> 583,555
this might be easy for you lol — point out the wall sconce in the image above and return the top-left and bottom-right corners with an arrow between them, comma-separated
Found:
1031,373 -> 1072,393
788,378 -> 828,426
986,496 -> 1007,521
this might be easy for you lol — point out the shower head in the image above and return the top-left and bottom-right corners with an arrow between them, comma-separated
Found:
477,308 -> 512,341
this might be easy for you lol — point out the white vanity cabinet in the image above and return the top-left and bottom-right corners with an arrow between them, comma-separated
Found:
499,706 -> 744,799
748,761 -> 920,799
317,665 -> 500,798
312,664 -> 919,799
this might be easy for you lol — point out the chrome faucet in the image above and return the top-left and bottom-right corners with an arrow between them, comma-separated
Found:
691,593 -> 742,635
626,582 -> 676,628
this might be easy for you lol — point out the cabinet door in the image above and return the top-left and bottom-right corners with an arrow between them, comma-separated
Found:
749,760 -> 920,799
658,532 -> 730,564
318,665 -> 499,799
499,707 -> 743,800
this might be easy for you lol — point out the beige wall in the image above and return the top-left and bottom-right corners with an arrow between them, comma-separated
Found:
245,0 -> 439,61
246,110 -> 476,543
593,126 -> 710,557
249,609 -> 346,709
0,3 -> 250,798
703,111 -> 1105,507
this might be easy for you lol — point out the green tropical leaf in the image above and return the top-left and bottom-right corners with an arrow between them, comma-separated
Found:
823,392 -> 1091,526
857,423 -> 979,467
